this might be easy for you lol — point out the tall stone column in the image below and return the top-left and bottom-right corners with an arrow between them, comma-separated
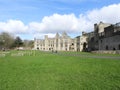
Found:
58,38 -> 61,51
45,35 -> 48,51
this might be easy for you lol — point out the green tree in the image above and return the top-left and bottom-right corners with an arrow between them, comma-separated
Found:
0,32 -> 14,49
13,36 -> 23,47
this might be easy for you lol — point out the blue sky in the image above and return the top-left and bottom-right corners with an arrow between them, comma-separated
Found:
0,0 -> 120,40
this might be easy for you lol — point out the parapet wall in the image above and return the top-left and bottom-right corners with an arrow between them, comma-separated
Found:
92,50 -> 120,54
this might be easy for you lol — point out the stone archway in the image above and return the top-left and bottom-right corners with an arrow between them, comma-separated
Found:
83,42 -> 87,51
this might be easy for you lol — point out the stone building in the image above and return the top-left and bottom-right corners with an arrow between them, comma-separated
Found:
99,22 -> 120,50
34,22 -> 120,52
92,22 -> 111,50
79,32 -> 88,51
34,32 -> 78,51
87,22 -> 120,51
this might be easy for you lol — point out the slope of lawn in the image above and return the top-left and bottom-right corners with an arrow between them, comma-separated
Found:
0,50 -> 120,90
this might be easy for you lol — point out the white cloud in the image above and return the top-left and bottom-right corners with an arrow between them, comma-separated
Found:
87,3 -> 120,23
29,13 -> 81,34
30,3 -> 120,36
0,20 -> 28,34
0,3 -> 120,39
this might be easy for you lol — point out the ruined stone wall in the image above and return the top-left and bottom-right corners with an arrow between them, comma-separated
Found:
80,35 -> 88,51
34,32 -> 78,51
99,35 -> 120,50
98,22 -> 111,33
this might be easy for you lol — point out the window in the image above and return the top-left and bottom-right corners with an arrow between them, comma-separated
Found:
37,47 -> 39,50
119,45 -> 120,50
96,40 -> 98,43
106,45 -> 108,50
113,48 -> 116,50
91,37 -> 94,41
66,48 -> 67,51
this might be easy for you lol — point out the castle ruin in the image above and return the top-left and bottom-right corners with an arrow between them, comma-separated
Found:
34,22 -> 120,52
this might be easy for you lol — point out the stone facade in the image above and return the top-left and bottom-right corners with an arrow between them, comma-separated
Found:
87,22 -> 120,51
34,22 -> 120,52
99,23 -> 120,50
91,22 -> 111,50
34,32 -> 78,51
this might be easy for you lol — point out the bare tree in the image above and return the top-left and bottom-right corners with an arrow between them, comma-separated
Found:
23,40 -> 34,49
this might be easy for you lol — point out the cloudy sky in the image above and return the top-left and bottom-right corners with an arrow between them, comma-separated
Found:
0,0 -> 120,40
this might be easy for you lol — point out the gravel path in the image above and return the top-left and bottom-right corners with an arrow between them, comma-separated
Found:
56,52 -> 120,60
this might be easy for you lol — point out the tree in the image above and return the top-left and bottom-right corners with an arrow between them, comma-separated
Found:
23,40 -> 34,49
29,40 -> 34,49
13,36 -> 23,47
0,32 -> 14,49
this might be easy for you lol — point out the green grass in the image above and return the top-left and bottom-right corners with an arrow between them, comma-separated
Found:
0,50 -> 120,90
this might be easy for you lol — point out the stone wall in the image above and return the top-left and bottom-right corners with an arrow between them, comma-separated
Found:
34,32 -> 78,51
99,35 -> 120,50
34,22 -> 120,53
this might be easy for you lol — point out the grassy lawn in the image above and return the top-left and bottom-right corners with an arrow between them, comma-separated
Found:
0,50 -> 120,90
